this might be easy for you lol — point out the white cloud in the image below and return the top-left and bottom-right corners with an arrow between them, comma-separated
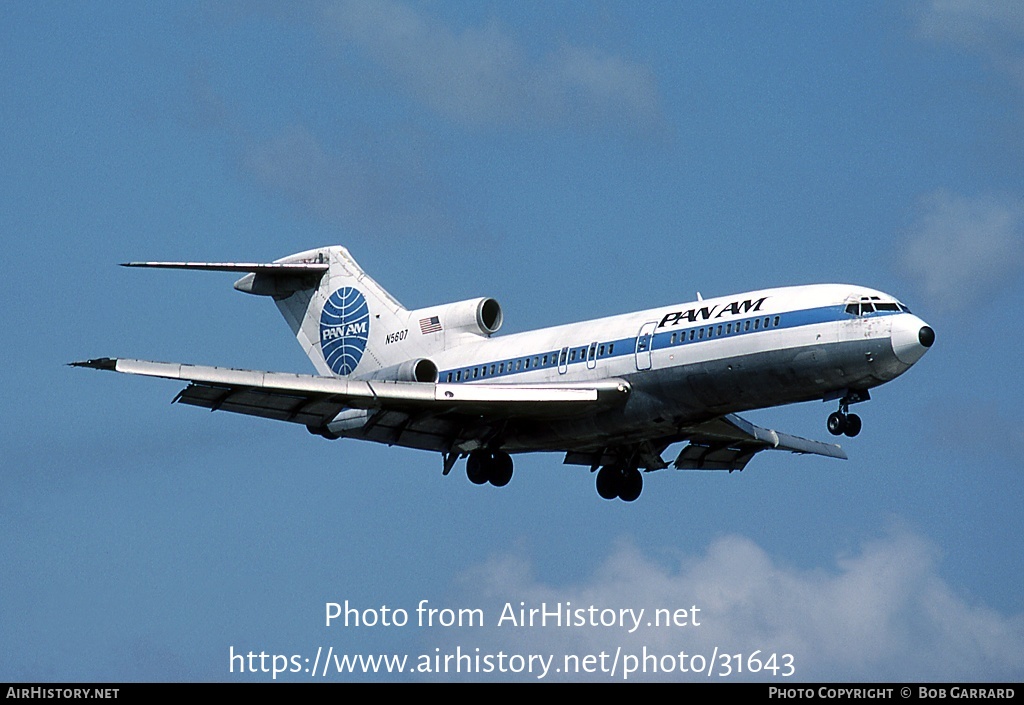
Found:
915,0 -> 1024,87
899,191 -> 1024,311
322,0 -> 663,132
241,124 -> 459,239
440,530 -> 1024,681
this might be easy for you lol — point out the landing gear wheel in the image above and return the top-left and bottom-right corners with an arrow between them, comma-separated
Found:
619,468 -> 643,502
827,412 -> 846,436
466,451 -> 489,485
596,466 -> 620,500
844,413 -> 862,438
490,452 -> 513,487
595,466 -> 643,501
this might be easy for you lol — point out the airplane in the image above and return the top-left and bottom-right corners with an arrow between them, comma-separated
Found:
73,245 -> 934,502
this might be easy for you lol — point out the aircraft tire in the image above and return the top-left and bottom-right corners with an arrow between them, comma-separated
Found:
490,452 -> 513,487
596,466 -> 620,500
844,414 -> 862,437
827,412 -> 846,436
619,469 -> 643,502
466,451 -> 490,485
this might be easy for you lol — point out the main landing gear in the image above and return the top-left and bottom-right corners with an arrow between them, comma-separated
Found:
596,465 -> 643,502
466,449 -> 514,487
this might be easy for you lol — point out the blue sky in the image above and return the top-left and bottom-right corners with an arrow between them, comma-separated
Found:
3,1 -> 1023,682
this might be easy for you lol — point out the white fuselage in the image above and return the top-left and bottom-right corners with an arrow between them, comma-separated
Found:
344,283 -> 930,454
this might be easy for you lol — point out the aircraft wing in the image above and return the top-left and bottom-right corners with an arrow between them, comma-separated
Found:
70,358 -> 631,430
671,413 -> 847,471
561,412 -> 845,473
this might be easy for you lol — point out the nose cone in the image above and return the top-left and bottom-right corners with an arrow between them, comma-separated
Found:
891,314 -> 935,366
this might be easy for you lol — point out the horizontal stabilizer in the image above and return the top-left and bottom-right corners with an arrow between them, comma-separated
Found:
121,261 -> 330,273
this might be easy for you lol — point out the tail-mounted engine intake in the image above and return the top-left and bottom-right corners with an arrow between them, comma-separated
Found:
368,358 -> 439,383
437,297 -> 503,337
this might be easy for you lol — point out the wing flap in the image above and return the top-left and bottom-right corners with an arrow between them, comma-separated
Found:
674,444 -> 760,471
174,384 -> 346,426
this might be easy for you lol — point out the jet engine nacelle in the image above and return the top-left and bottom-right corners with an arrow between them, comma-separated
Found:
367,358 -> 439,383
438,297 -> 503,337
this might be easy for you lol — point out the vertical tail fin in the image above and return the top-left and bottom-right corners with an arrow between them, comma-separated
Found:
234,246 -> 413,377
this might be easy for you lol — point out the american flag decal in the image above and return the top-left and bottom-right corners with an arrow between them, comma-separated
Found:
419,316 -> 443,334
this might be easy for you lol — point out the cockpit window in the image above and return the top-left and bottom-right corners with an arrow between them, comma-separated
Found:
846,295 -> 904,316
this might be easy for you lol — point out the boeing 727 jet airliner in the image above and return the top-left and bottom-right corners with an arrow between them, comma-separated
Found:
74,246 -> 934,501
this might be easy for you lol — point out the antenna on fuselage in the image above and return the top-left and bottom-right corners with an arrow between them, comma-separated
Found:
696,292 -> 703,301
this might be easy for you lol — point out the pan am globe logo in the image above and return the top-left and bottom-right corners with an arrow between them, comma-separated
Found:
320,287 -> 370,375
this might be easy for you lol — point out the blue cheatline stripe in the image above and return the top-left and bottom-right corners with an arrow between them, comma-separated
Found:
435,305 -> 901,383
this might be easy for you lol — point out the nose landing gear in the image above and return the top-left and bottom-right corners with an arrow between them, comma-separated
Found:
826,391 -> 865,437
827,410 -> 861,437
826,390 -> 869,438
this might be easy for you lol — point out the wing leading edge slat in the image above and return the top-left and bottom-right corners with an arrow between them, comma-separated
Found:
71,357 -> 631,426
